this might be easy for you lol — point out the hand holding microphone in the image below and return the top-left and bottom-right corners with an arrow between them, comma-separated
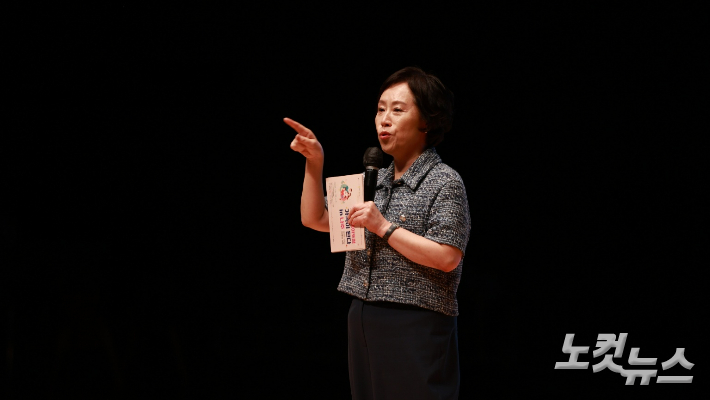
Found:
349,147 -> 389,237
363,146 -> 383,202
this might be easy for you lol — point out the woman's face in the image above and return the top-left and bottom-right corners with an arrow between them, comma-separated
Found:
375,82 -> 427,160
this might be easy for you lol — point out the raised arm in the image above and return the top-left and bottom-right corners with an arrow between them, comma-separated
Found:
285,117 -> 329,232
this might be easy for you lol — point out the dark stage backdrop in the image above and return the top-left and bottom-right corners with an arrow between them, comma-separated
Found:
4,3 -> 705,399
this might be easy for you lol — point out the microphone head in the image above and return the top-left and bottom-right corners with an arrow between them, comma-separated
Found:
363,147 -> 383,169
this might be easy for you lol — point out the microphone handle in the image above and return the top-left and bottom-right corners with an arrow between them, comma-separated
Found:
364,168 -> 378,202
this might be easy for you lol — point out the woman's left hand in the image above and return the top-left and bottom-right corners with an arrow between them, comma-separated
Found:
350,201 -> 463,272
347,201 -> 390,238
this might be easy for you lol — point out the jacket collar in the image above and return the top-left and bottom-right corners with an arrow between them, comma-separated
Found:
377,147 -> 441,190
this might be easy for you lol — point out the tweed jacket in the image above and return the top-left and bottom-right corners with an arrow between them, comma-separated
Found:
334,147 -> 471,316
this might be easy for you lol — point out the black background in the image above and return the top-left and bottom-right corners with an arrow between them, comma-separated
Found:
4,3 -> 706,399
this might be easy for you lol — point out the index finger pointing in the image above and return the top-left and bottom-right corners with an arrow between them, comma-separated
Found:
283,117 -> 315,138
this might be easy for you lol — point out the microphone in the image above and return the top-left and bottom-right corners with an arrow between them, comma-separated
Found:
363,147 -> 383,202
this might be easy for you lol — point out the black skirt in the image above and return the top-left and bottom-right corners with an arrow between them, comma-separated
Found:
347,298 -> 460,400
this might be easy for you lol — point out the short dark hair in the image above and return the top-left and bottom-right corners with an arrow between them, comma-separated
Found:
377,66 -> 454,148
